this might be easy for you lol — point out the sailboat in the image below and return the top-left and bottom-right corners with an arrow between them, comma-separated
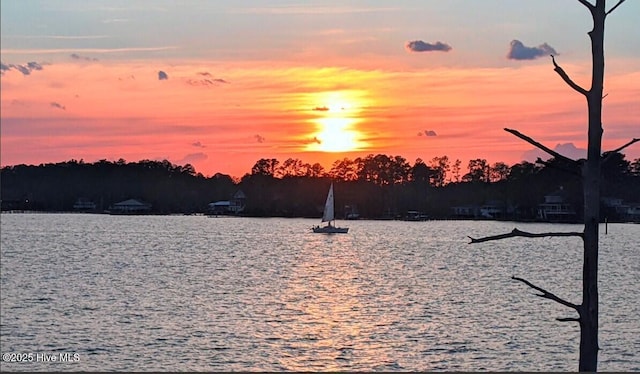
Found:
312,183 -> 349,234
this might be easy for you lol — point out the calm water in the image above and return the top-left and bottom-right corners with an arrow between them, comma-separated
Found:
1,213 -> 638,372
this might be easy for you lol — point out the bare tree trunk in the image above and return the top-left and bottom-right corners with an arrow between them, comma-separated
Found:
468,1 -> 633,371
578,2 -> 605,370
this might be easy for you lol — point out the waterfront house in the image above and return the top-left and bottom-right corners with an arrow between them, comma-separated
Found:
108,198 -> 152,214
207,190 -> 246,216
479,200 -> 508,219
451,205 -> 479,219
602,196 -> 640,222
404,210 -> 429,221
537,188 -> 577,222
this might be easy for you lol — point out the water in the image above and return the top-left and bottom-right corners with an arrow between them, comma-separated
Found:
1,213 -> 638,371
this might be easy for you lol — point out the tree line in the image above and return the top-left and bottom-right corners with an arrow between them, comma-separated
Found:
1,153 -> 638,221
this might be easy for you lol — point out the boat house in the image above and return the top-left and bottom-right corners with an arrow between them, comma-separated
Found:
109,198 -> 152,215
207,190 -> 246,216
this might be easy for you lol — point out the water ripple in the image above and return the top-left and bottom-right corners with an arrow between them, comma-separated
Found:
1,214 -> 638,371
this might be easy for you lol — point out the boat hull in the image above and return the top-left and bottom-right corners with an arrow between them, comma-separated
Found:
312,226 -> 349,234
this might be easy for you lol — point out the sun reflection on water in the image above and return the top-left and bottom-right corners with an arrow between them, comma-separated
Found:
273,235 -> 400,371
3,216 -> 634,371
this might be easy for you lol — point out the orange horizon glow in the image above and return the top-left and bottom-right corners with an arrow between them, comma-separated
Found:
1,59 -> 639,178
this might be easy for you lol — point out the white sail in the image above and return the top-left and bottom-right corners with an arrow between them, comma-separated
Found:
321,183 -> 335,223
312,183 -> 348,233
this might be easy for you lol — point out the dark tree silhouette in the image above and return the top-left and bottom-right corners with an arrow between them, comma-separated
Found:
428,156 -> 450,187
328,157 -> 359,181
2,153 -> 636,222
469,1 -> 637,371
462,158 -> 489,183
250,158 -> 280,177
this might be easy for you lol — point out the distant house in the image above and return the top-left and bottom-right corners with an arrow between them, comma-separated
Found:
109,198 -> 151,215
207,190 -> 246,216
626,204 -> 640,222
404,210 -> 429,221
451,205 -> 479,219
208,201 -> 232,215
602,196 -> 640,222
537,188 -> 577,222
344,204 -> 360,220
601,196 -> 624,208
479,200 -> 507,219
1,197 -> 26,212
73,197 -> 96,211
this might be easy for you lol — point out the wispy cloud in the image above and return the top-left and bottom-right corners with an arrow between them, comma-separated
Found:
186,75 -> 230,86
70,53 -> 99,61
1,46 -> 178,55
418,130 -> 437,137
0,61 -> 44,76
50,102 -> 66,111
522,142 -> 586,161
178,152 -> 208,165
96,5 -> 168,12
507,40 -> 557,60
231,6 -> 401,15
102,18 -> 130,24
0,62 -> 11,74
405,40 -> 452,53
405,40 -> 452,52
7,34 -> 110,40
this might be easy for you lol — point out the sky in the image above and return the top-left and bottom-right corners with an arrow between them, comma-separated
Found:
1,0 -> 639,179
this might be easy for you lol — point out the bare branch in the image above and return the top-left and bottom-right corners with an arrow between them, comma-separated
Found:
557,317 -> 581,322
602,138 -> 640,164
576,0 -> 594,10
551,55 -> 589,96
512,276 -> 580,311
504,128 -> 578,165
468,228 -> 584,244
606,0 -> 627,15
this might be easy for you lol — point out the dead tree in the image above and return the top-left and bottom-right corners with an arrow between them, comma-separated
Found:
468,1 -> 638,372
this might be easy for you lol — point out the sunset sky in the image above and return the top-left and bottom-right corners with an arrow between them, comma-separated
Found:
2,1 -> 639,178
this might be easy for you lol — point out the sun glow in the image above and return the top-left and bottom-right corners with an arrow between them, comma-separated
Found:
305,91 -> 368,153
310,117 -> 362,152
